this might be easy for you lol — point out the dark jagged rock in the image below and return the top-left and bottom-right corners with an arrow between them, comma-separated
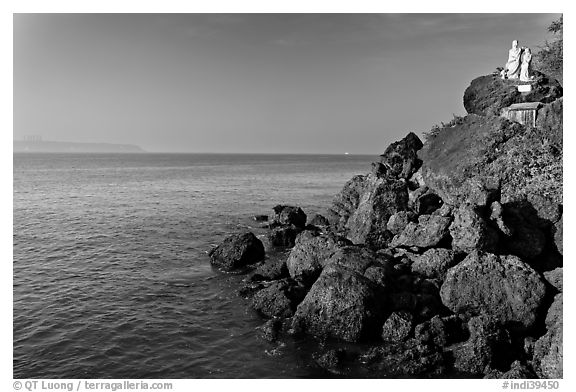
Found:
440,251 -> 546,331
270,205 -> 307,229
250,279 -> 307,319
291,263 -> 386,342
345,174 -> 409,244
250,258 -> 289,282
361,338 -> 446,377
449,205 -> 499,253
391,215 -> 451,249
378,132 -> 424,179
543,268 -> 563,292
308,213 -> 330,228
552,218 -> 563,255
533,293 -> 563,378
253,214 -> 268,222
415,191 -> 443,215
313,348 -> 347,374
414,315 -> 467,348
364,229 -> 394,250
386,210 -> 418,235
411,248 -> 456,280
502,206 -> 547,260
286,230 -> 352,286
209,232 -> 265,271
463,71 -> 562,116
451,315 -> 513,376
257,318 -> 283,342
327,175 -> 367,231
266,225 -> 301,247
381,311 -> 413,342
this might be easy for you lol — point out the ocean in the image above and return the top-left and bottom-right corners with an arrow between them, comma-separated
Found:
13,153 -> 374,378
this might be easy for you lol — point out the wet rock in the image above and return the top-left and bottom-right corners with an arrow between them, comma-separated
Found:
381,311 -> 413,342
378,132 -> 423,179
440,251 -> 547,331
251,279 -> 306,319
391,215 -> 451,249
386,211 -> 417,235
286,231 -> 352,286
237,281 -> 265,298
484,360 -> 537,379
543,268 -> 563,292
250,258 -> 289,282
257,318 -> 283,342
451,315 -> 513,375
463,71 -> 562,117
449,206 -> 499,253
270,205 -> 307,229
313,348 -> 347,374
209,232 -> 265,271
346,174 -> 409,245
361,338 -> 446,377
533,294 -> 563,378
253,215 -> 268,222
291,263 -> 385,342
266,225 -> 301,248
411,248 -> 456,280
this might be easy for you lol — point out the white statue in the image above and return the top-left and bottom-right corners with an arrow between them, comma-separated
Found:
519,47 -> 534,82
501,40 -> 523,80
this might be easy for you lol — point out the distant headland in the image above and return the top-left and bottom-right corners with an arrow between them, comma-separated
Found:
14,140 -> 145,153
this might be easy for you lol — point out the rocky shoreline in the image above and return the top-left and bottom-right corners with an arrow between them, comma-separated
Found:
208,72 -> 562,378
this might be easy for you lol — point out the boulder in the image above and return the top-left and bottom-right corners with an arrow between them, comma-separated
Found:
463,71 -> 562,117
345,174 -> 409,244
378,132 -> 423,179
553,218 -> 563,255
313,348 -> 347,374
484,360 -> 537,379
286,231 -> 352,286
291,263 -> 385,342
250,258 -> 289,282
256,318 -> 283,342
386,210 -> 417,235
440,251 -> 547,331
250,279 -> 307,319
209,232 -> 265,271
543,268 -> 563,292
391,215 -> 451,249
411,248 -> 456,280
270,205 -> 307,229
449,206 -> 499,253
533,293 -> 563,378
414,315 -> 467,348
266,225 -> 301,247
308,213 -> 331,228
451,315 -> 513,375
328,175 -> 367,231
381,311 -> 413,342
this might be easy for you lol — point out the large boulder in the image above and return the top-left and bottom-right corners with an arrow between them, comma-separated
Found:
266,225 -> 301,247
250,258 -> 289,282
250,279 -> 307,319
440,250 -> 547,331
270,205 -> 307,229
449,205 -> 499,253
533,293 -> 563,378
463,71 -> 562,117
378,132 -> 423,179
381,311 -> 413,342
286,231 -> 352,286
391,215 -> 451,249
345,174 -> 409,244
328,175 -> 367,231
291,263 -> 386,342
209,232 -> 265,271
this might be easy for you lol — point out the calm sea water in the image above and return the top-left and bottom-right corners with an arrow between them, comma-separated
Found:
13,153 -> 374,378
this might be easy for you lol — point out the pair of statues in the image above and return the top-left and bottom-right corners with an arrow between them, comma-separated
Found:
501,40 -> 533,82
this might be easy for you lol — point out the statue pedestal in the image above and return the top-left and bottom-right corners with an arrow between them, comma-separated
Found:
501,102 -> 541,127
517,84 -> 532,93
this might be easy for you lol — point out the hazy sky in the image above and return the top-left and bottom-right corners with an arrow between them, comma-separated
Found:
13,13 -> 561,153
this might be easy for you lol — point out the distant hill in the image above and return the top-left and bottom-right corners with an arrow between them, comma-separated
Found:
13,141 -> 145,153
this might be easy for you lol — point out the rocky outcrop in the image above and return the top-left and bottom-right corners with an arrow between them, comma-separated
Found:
286,231 -> 352,286
440,251 -> 547,331
463,71 -> 562,116
291,263 -> 386,342
209,232 -> 265,271
378,131 -> 423,179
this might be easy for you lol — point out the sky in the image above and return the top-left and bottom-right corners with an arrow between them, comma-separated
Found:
13,13 -> 562,154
